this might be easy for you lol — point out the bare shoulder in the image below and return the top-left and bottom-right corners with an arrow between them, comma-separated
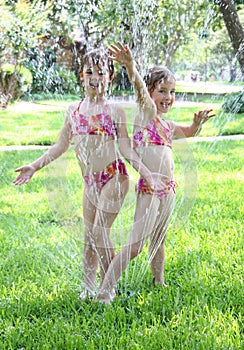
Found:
67,101 -> 79,112
65,101 -> 80,120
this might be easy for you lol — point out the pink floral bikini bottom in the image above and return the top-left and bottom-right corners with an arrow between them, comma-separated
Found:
83,158 -> 128,192
136,177 -> 178,200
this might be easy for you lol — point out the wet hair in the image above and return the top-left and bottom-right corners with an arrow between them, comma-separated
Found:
81,48 -> 114,79
144,66 -> 175,92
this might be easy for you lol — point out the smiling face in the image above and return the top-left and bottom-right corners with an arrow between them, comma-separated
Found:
150,78 -> 176,115
144,66 -> 176,116
80,49 -> 114,100
82,64 -> 110,97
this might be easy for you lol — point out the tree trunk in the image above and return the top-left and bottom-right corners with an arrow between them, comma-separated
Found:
164,38 -> 181,68
217,0 -> 244,79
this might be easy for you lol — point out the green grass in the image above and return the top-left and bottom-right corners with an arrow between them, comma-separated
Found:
170,105 -> 244,136
0,104 -> 66,146
175,81 -> 243,95
0,98 -> 243,146
0,140 -> 243,349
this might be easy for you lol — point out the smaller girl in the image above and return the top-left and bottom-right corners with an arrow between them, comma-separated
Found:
96,42 -> 215,304
13,47 -> 165,299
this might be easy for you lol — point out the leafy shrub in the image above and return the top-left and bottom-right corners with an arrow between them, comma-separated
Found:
0,63 -> 33,108
41,64 -> 79,94
222,90 -> 244,113
32,63 -> 80,95
54,66 -> 80,94
26,47 -> 80,95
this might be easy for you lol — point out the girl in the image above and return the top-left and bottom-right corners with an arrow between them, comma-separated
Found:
13,48 -> 165,299
97,42 -> 215,304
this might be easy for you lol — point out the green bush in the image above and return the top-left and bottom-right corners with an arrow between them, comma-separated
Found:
26,48 -> 80,95
32,63 -> 80,95
222,90 -> 244,113
0,63 -> 33,108
56,66 -> 80,94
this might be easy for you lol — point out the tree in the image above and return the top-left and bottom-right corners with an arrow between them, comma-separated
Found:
214,0 -> 244,78
0,0 -> 50,65
103,0 -> 219,70
151,0 -> 213,68
208,10 -> 244,82
0,0 -> 51,107
35,1 -> 221,75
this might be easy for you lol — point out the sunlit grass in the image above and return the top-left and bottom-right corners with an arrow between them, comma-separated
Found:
1,98 -> 243,146
0,140 -> 243,349
176,80 -> 243,94
0,105 -> 66,146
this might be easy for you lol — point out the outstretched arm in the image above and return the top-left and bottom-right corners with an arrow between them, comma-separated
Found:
13,111 -> 73,185
174,109 -> 216,138
108,42 -> 156,122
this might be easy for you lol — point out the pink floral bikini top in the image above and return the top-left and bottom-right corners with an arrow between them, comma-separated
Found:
72,99 -> 116,136
133,117 -> 173,148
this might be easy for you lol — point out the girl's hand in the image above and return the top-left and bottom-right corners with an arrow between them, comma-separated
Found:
108,41 -> 133,66
145,173 -> 169,192
13,165 -> 36,186
193,109 -> 216,126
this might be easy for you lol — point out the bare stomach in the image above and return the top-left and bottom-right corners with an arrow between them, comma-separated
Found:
135,145 -> 174,179
73,134 -> 119,174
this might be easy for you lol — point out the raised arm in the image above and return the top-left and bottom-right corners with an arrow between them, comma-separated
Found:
174,109 -> 216,138
13,108 -> 73,185
108,42 -> 156,123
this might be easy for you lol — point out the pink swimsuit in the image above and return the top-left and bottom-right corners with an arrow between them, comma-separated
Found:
83,158 -> 128,192
133,116 -> 173,148
72,99 -> 117,136
72,100 -> 128,191
136,178 -> 177,200
134,117 -> 177,200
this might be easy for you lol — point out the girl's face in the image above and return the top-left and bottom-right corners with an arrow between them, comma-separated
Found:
82,63 -> 111,98
149,78 -> 176,116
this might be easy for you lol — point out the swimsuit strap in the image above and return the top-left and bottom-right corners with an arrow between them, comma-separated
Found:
77,98 -> 84,112
72,99 -> 116,136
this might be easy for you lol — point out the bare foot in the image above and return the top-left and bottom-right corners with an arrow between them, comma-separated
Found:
79,290 -> 95,300
153,277 -> 167,288
95,288 -> 116,305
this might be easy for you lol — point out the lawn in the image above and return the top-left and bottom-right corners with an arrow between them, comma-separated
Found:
175,80 -> 243,95
0,138 -> 243,349
0,94 -> 244,146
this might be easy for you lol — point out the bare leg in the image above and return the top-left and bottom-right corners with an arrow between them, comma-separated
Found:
97,194 -> 161,304
150,235 -> 167,286
81,175 -> 129,299
81,190 -> 99,298
93,175 -> 129,287
149,192 -> 175,287
92,210 -> 117,288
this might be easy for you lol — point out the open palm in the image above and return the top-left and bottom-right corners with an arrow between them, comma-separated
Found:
108,41 -> 133,65
194,109 -> 216,126
13,165 -> 36,186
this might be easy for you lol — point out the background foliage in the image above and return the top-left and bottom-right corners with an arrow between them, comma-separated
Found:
0,0 -> 243,107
